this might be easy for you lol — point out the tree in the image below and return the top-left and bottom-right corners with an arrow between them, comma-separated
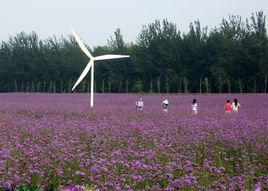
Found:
251,11 -> 268,92
0,13 -> 267,93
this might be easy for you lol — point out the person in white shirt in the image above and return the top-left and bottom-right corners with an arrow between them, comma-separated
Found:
135,96 -> 144,111
191,99 -> 198,114
162,99 -> 169,112
231,98 -> 241,113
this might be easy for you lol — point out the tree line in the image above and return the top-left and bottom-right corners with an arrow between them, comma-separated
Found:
0,11 -> 267,93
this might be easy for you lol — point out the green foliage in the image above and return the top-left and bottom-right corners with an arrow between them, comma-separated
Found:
183,77 -> 189,93
0,11 -> 267,93
135,80 -> 142,93
157,76 -> 161,93
203,77 -> 209,93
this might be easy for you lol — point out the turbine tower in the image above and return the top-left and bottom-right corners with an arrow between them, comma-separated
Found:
71,29 -> 130,107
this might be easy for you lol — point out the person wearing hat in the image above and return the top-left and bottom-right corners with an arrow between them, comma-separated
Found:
162,99 -> 169,112
135,96 -> 144,111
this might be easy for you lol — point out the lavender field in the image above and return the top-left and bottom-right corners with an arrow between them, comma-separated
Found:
0,93 -> 267,190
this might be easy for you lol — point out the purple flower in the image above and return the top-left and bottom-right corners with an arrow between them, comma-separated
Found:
0,93 -> 267,189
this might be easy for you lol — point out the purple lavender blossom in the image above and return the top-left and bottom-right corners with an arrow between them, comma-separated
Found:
0,93 -> 267,190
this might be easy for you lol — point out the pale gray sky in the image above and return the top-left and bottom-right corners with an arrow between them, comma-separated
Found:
0,0 -> 267,48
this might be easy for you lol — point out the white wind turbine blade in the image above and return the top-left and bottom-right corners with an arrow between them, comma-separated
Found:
72,60 -> 93,91
71,29 -> 93,59
94,54 -> 130,61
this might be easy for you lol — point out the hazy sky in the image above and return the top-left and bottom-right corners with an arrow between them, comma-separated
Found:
0,0 -> 267,47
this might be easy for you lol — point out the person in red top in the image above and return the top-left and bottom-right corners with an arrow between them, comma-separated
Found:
225,100 -> 232,113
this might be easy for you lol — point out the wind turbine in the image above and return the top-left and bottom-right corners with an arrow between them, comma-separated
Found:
71,29 -> 130,107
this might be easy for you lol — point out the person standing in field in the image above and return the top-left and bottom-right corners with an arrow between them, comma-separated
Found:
135,96 -> 144,111
162,99 -> 169,112
225,100 -> 232,113
232,98 -> 241,113
191,99 -> 198,114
